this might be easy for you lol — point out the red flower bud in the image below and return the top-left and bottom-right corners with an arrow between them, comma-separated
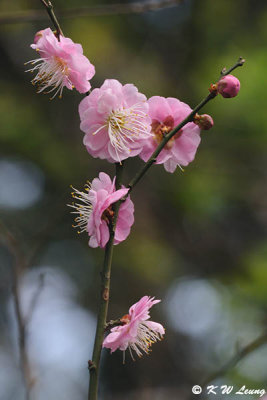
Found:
217,74 -> 240,98
193,113 -> 214,130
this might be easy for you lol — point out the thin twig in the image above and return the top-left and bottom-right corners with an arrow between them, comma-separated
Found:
0,0 -> 183,25
201,331 -> 267,387
39,0 -> 63,38
88,162 -> 124,400
0,221 -> 31,400
24,273 -> 45,327
220,57 -> 245,78
104,318 -> 124,332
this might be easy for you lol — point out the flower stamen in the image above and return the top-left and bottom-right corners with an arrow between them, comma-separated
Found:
128,322 -> 164,358
68,183 -> 92,234
26,54 -> 72,99
93,103 -> 150,162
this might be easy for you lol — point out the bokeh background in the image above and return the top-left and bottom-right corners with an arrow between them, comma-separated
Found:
0,0 -> 267,399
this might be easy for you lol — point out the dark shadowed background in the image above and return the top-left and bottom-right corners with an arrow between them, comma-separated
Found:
0,0 -> 267,399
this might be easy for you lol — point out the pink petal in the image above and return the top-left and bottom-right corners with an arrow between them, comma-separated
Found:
102,325 -> 130,353
91,172 -> 113,192
167,97 -> 192,123
107,188 -> 129,206
163,158 -> 178,173
145,320 -> 165,335
99,222 -> 110,248
148,96 -> 172,122
89,235 -> 98,248
171,127 -> 201,166
97,90 -> 118,114
83,128 -> 108,151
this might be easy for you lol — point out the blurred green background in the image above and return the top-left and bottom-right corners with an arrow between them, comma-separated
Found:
0,0 -> 267,399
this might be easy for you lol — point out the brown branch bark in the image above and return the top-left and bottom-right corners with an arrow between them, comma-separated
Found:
39,0 -> 63,38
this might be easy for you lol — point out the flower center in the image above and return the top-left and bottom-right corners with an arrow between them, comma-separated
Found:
94,103 -> 149,161
152,115 -> 181,149
53,56 -> 69,76
101,205 -> 114,223
120,314 -> 130,324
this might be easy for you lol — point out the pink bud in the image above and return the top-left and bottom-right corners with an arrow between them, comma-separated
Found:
193,113 -> 214,130
217,74 -> 240,98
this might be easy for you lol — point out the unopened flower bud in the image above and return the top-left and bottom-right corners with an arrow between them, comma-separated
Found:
194,113 -> 214,130
217,74 -> 240,98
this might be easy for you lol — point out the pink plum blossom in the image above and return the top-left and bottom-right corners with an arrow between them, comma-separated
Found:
139,96 -> 201,173
103,296 -> 165,360
69,172 -> 134,248
79,79 -> 152,163
217,74 -> 240,98
27,28 -> 95,98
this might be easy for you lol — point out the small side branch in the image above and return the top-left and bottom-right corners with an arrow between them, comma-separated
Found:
39,0 -> 63,38
0,222 -> 46,400
24,273 -> 45,327
0,221 -> 31,400
201,331 -> 267,387
105,318 -> 124,332
220,56 -> 245,78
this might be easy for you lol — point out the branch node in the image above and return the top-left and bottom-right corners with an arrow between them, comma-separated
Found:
88,360 -> 96,372
238,56 -> 245,66
102,288 -> 109,301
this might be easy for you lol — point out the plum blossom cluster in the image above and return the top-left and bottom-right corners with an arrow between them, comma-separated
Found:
26,29 -> 240,248
78,84 -> 210,173
103,296 -> 165,361
27,28 -> 242,368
